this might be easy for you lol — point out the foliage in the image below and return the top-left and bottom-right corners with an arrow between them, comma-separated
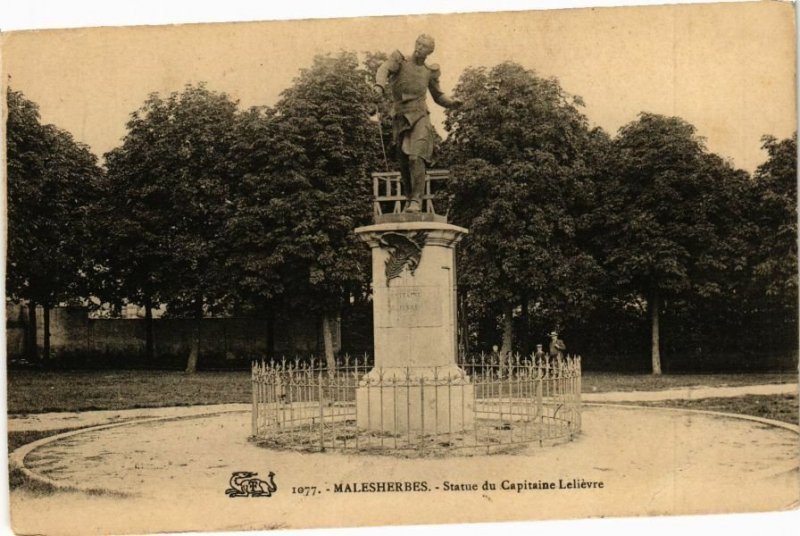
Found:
6,88 -> 104,308
589,114 -> 798,372
598,114 -> 707,298
6,62 -> 797,373
593,114 -> 742,371
734,133 -> 799,363
750,133 -> 797,300
100,54 -> 383,368
216,105 -> 304,314
103,84 -> 240,317
441,62 -> 604,350
266,51 -> 383,314
213,51 -> 385,334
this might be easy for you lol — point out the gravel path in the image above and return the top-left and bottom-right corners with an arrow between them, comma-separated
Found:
8,403 -> 250,432
9,383 -> 797,433
9,403 -> 799,535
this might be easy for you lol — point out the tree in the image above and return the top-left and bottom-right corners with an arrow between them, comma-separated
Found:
596,113 -> 747,374
745,133 -> 798,361
441,62 -> 604,356
6,88 -> 104,360
751,134 -> 797,299
6,88 -> 47,360
104,84 -> 240,372
221,103 -> 315,355
265,52 -> 383,367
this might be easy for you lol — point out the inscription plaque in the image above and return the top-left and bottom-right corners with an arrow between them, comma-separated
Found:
381,286 -> 442,328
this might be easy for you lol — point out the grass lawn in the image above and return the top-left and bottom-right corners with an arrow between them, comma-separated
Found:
6,368 -> 796,415
581,372 -> 796,393
6,370 -> 252,414
626,394 -> 799,425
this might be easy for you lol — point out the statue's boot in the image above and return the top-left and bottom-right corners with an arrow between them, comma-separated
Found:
405,200 -> 421,213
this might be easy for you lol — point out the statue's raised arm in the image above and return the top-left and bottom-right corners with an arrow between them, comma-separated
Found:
375,34 -> 461,213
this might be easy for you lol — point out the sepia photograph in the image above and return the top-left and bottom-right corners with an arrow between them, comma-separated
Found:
2,1 -> 798,535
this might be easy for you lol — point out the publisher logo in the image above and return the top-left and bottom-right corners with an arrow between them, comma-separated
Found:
225,471 -> 277,497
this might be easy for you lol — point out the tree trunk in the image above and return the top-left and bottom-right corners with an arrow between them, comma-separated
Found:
520,295 -> 530,357
650,290 -> 662,375
322,312 -> 336,371
500,304 -> 514,357
144,298 -> 154,361
185,302 -> 203,374
286,315 -> 296,358
27,301 -> 38,361
43,305 -> 51,361
266,309 -> 275,358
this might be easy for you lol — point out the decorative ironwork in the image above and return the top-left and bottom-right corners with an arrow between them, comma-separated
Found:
251,353 -> 582,456
379,231 -> 428,283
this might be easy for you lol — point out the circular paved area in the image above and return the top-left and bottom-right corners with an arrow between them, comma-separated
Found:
10,404 -> 798,536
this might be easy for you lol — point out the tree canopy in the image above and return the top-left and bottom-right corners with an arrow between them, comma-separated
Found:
6,88 -> 105,359
441,62 -> 604,354
592,113 -> 755,372
7,89 -> 105,308
268,52 -> 381,314
103,84 -> 241,370
6,59 -> 796,373
104,84 -> 240,314
101,54 -> 383,370
751,134 -> 797,299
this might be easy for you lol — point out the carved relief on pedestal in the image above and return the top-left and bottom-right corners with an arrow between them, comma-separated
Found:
378,231 -> 428,283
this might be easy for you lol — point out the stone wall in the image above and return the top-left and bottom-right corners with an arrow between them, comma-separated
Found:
6,302 -> 27,359
6,304 -> 340,362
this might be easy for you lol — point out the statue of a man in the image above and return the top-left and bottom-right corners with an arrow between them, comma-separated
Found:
375,34 -> 461,213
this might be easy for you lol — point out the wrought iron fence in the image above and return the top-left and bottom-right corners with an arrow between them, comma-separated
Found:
251,354 -> 581,456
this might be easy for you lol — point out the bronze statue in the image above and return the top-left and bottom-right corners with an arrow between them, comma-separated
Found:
375,34 -> 461,213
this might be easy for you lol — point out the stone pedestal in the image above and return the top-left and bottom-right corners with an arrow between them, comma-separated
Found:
355,380 -> 474,434
354,221 -> 473,433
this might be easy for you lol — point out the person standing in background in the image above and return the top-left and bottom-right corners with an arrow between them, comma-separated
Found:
549,331 -> 566,359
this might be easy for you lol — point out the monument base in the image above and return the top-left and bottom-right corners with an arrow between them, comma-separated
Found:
356,380 -> 474,434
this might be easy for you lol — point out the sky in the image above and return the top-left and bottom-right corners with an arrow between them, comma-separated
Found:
2,1 -> 796,173
2,1 -> 796,174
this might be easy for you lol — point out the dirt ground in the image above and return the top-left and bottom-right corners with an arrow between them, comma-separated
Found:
9,400 -> 799,536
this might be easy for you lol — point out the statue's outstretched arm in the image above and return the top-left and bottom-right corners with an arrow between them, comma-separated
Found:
375,50 -> 404,93
428,64 -> 460,109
